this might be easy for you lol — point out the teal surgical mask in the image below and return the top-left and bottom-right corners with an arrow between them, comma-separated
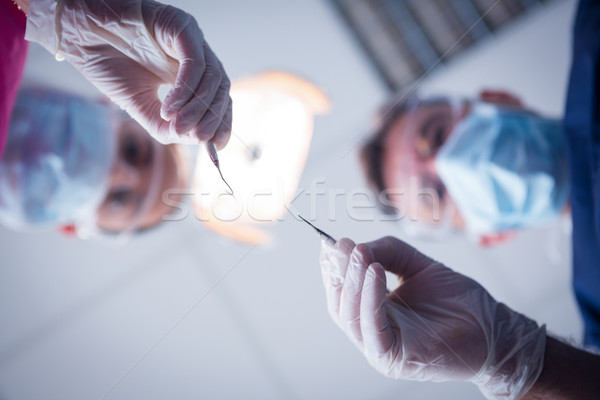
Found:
435,102 -> 569,234
0,88 -> 116,230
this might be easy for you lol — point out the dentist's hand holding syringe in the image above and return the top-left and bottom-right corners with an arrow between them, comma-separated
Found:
318,230 -> 548,399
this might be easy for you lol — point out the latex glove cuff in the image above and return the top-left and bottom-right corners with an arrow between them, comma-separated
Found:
25,0 -> 59,54
474,316 -> 546,400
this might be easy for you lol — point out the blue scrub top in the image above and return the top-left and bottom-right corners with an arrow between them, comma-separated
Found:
564,0 -> 600,347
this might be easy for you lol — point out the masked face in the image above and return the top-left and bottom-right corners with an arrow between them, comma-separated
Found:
0,88 -> 188,235
0,88 -> 115,230
435,101 -> 569,234
382,94 -> 569,236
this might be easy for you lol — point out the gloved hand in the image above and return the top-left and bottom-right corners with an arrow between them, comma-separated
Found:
320,236 -> 546,400
26,0 -> 232,147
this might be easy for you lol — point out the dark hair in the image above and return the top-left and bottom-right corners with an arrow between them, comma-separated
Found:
359,93 -> 414,215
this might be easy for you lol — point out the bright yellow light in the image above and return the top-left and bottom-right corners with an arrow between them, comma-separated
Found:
192,71 -> 329,244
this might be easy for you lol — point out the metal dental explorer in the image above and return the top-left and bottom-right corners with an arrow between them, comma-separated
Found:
206,141 -> 234,196
298,215 -> 337,247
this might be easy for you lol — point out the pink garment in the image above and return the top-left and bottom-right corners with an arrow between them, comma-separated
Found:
0,0 -> 28,158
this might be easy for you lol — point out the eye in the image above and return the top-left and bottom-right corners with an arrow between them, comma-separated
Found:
121,135 -> 143,167
123,135 -> 141,165
121,133 -> 153,168
423,120 -> 449,157
417,111 -> 453,159
420,175 -> 446,207
432,125 -> 446,151
107,189 -> 132,213
433,180 -> 446,201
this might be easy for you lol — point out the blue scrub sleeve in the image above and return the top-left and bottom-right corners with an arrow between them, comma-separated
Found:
564,0 -> 600,347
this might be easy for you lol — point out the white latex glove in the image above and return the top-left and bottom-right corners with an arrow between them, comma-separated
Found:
26,0 -> 232,147
320,236 -> 546,400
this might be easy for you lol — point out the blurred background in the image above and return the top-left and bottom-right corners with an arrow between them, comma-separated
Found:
0,0 -> 580,399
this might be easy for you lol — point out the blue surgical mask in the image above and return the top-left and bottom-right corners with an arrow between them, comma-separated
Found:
0,88 -> 116,230
435,102 -> 569,234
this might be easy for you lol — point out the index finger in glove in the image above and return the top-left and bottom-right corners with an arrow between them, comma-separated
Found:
364,236 -> 431,280
320,237 -> 355,326
192,74 -> 231,143
158,11 -> 207,121
339,244 -> 374,347
360,262 -> 396,357
169,45 -> 225,135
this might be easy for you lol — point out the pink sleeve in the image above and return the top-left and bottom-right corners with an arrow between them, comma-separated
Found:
0,0 -> 29,159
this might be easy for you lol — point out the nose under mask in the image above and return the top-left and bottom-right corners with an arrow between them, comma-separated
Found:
434,102 -> 569,234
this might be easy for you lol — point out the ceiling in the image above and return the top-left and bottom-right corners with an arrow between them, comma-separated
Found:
0,1 -> 580,399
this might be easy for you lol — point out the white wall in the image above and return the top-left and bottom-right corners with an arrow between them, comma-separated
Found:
0,1 -> 580,400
